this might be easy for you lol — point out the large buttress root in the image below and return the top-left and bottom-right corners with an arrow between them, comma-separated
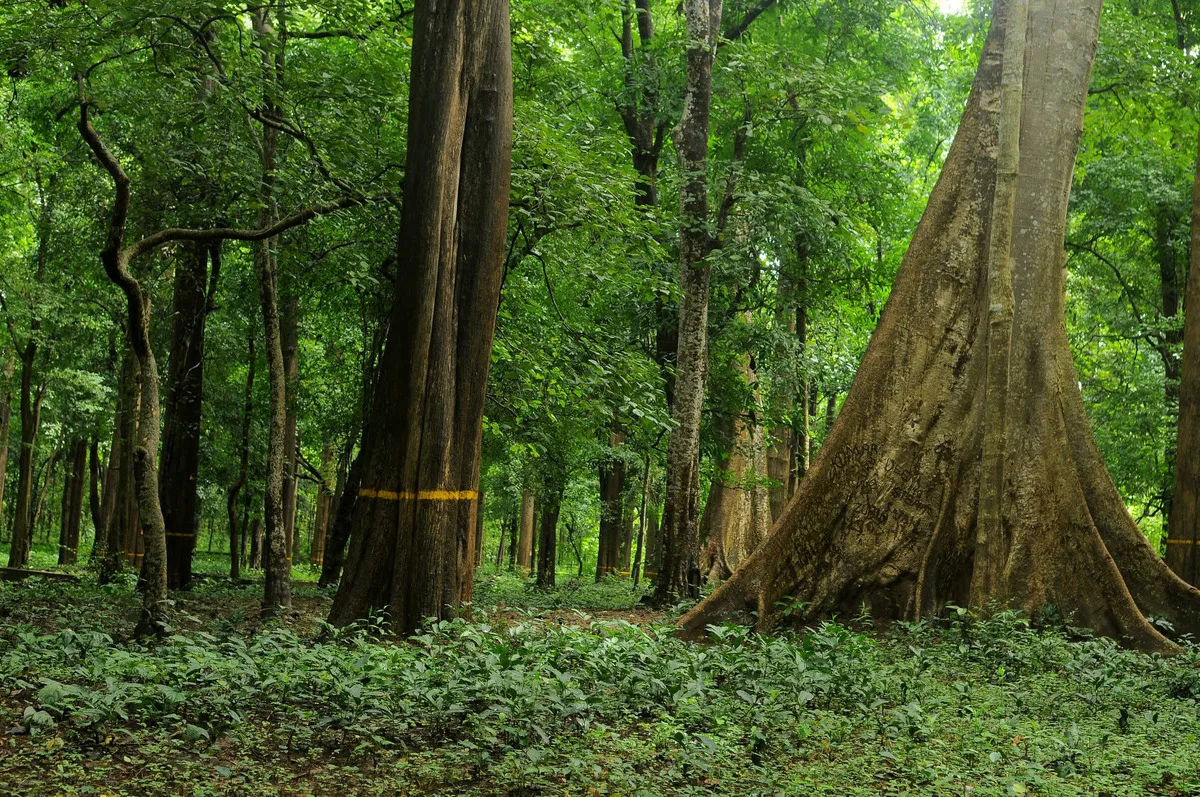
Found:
678,0 -> 1200,652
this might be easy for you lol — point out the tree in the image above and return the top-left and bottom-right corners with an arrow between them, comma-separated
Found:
329,0 -> 514,633
680,0 -> 1200,651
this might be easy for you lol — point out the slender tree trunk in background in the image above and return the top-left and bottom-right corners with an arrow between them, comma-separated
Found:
252,7 -> 292,615
329,0 -> 512,632
791,250 -> 811,493
87,437 -> 102,553
643,499 -> 660,581
681,0 -> 1200,652
654,0 -> 722,605
57,438 -> 87,565
766,272 -> 794,523
0,352 -> 12,530
310,443 -> 335,566
160,241 -> 218,589
318,443 -> 363,586
495,513 -> 509,567
473,487 -> 486,567
632,456 -> 651,587
507,513 -> 518,568
1165,126 -> 1200,585
281,289 -> 300,559
250,517 -> 263,569
824,392 -> 837,435
1155,209 -> 1184,526
227,321 -> 255,582
32,438 -> 60,545
517,489 -> 535,571
7,343 -> 43,568
98,348 -> 139,582
536,489 -> 562,589
596,434 -> 625,580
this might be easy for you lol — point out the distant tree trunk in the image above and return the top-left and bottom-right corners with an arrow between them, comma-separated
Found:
249,517 -> 264,569
1155,208 -> 1184,526
227,320 -> 255,582
97,347 -> 139,582
281,289 -> 300,560
536,489 -> 562,589
507,512 -> 518,568
680,0 -> 1200,652
57,439 -> 87,565
1165,126 -> 1200,584
643,498 -> 660,582
766,273 -> 794,523
87,436 -> 102,550
473,487 -> 486,567
495,512 -> 510,567
31,439 -> 61,545
654,0 -> 722,604
161,241 -> 218,589
791,250 -> 812,493
318,444 -> 363,586
329,0 -> 512,632
7,343 -> 43,569
310,443 -> 335,566
632,455 -> 652,587
0,351 -> 12,530
517,490 -> 535,571
596,434 -> 625,580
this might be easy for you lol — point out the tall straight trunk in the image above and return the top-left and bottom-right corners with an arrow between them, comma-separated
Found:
507,512 -> 518,568
227,320 -> 255,581
643,499 -> 660,581
681,0 -> 1200,652
0,351 -> 12,530
329,0 -> 513,632
596,434 -> 625,580
97,347 -> 139,582
766,272 -> 794,523
87,436 -> 102,551
495,513 -> 509,567
250,517 -> 264,569
632,456 -> 652,587
281,289 -> 300,558
1154,209 -> 1183,525
33,438 -> 62,545
253,7 -> 292,614
473,487 -> 486,567
57,438 -> 87,565
318,443 -> 364,586
654,0 -> 723,604
536,489 -> 562,589
310,443 -> 335,566
160,241 -> 217,589
517,489 -> 535,571
7,344 -> 42,568
1165,126 -> 1200,584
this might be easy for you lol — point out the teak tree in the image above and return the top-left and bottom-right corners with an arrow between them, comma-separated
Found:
680,0 -> 1200,652
328,0 -> 513,633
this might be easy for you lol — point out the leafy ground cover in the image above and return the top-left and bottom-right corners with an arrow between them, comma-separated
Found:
1,571 -> 1199,796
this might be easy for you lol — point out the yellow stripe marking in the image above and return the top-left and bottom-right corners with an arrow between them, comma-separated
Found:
360,488 -> 479,501
1165,539 -> 1199,546
165,533 -> 195,539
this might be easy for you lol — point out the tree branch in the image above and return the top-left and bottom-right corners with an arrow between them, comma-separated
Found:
722,0 -> 778,43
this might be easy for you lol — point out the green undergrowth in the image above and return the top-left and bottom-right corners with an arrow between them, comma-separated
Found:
472,567 -> 654,612
1,579 -> 1200,795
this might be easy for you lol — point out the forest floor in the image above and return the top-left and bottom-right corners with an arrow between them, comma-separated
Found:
1,551 -> 1199,795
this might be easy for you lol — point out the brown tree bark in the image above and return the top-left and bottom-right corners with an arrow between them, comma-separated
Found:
318,444 -> 363,586
87,437 -> 102,553
654,0 -> 723,604
680,0 -> 1200,652
0,352 -> 12,530
1165,126 -> 1200,583
97,346 -> 140,583
227,319 -> 255,582
472,487 -> 486,567
328,0 -> 513,633
310,443 -> 335,566
6,341 -> 44,568
517,489 -> 535,571
281,289 -> 300,559
57,438 -> 87,565
160,241 -> 219,589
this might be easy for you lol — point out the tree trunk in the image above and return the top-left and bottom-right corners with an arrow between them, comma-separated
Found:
310,443 -> 335,566
281,289 -> 300,559
57,439 -> 87,565
160,241 -> 216,589
318,443 -> 363,586
495,513 -> 509,567
1165,126 -> 1200,584
596,433 -> 625,580
643,499 -> 660,582
680,0 -> 1200,652
97,347 -> 140,583
1155,208 -> 1183,526
227,319 -> 255,582
87,436 -> 102,553
253,7 -> 292,615
536,489 -> 562,589
654,0 -> 722,604
7,343 -> 42,569
328,0 -> 513,633
249,517 -> 264,569
517,489 -> 535,571
0,351 -> 12,532
473,487 -> 485,567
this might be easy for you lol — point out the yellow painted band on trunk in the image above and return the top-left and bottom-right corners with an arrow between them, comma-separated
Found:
165,533 -> 195,538
360,488 -> 479,501
1165,539 -> 1199,546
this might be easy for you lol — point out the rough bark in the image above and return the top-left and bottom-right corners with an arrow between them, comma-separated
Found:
328,0 -> 513,633
517,489 -> 535,571
679,0 -> 1200,652
160,241 -> 217,589
1165,126 -> 1200,584
654,0 -> 723,604
472,487 -> 486,567
281,289 -> 300,559
227,320 -> 255,582
0,352 -> 12,531
6,342 -> 42,569
97,347 -> 140,583
310,443 -> 335,566
57,438 -> 87,565
87,436 -> 102,551
318,444 -> 363,586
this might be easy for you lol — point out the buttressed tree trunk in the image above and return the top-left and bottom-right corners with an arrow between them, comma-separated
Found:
680,0 -> 1200,652
328,0 -> 513,633
654,0 -> 723,604
160,241 -> 218,589
1165,125 -> 1200,585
